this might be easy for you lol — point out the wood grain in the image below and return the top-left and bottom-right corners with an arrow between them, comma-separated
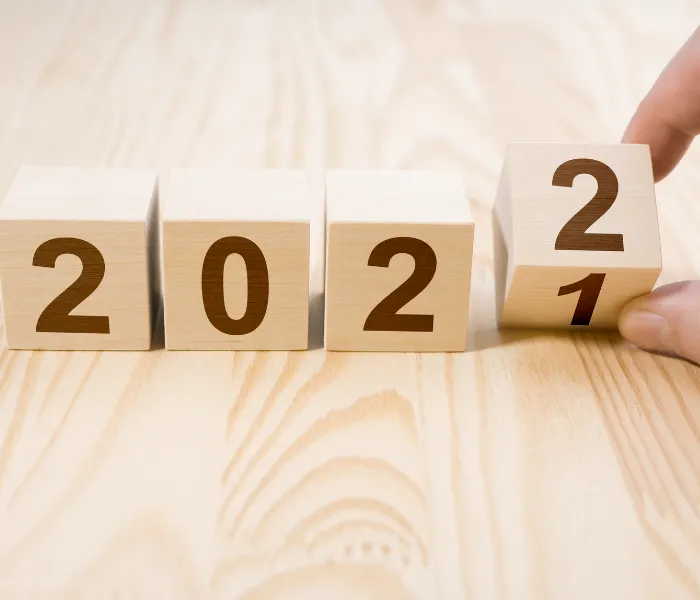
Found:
1,1 -> 700,598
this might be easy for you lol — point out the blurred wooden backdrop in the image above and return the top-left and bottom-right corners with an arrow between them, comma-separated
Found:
1,0 -> 700,598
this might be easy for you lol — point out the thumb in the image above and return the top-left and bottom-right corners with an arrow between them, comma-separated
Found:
618,281 -> 700,363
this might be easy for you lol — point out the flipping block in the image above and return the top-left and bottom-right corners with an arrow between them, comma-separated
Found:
493,144 -> 662,329
162,169 -> 310,350
325,170 -> 475,352
0,167 -> 159,350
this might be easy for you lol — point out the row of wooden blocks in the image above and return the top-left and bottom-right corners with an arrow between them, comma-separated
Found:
0,143 -> 662,352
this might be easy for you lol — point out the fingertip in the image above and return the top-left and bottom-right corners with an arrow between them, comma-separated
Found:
620,26 -> 700,181
617,281 -> 700,364
622,104 -> 692,182
647,127 -> 693,183
618,295 -> 672,354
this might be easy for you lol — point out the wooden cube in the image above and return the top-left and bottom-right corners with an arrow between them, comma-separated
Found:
493,143 -> 662,329
162,169 -> 310,350
325,170 -> 475,352
0,167 -> 159,350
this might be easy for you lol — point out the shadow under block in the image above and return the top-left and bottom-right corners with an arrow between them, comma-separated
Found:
325,170 -> 475,352
0,167 -> 159,350
162,170 -> 310,350
493,143 -> 662,329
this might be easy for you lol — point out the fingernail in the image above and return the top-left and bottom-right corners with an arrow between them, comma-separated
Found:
618,310 -> 675,354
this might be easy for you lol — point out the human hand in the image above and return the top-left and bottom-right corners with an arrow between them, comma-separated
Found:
618,26 -> 700,363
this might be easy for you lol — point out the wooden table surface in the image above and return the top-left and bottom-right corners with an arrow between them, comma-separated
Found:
2,1 -> 700,598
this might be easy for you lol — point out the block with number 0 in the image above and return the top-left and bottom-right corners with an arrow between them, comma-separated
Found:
325,170 -> 475,352
162,169 -> 311,350
493,143 -> 662,329
0,167 -> 159,350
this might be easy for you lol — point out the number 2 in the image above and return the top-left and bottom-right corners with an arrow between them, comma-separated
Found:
34,237 -> 110,334
553,158 -> 624,252
363,237 -> 437,332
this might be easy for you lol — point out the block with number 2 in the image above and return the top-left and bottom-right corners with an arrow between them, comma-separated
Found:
0,167 -> 159,350
493,144 -> 662,329
325,170 -> 475,352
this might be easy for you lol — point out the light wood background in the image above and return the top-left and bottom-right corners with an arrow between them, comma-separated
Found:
1,1 -> 700,598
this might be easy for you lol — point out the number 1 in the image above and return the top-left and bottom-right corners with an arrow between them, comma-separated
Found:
558,273 -> 606,326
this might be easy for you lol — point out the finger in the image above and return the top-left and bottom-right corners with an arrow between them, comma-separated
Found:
622,26 -> 700,182
618,281 -> 700,364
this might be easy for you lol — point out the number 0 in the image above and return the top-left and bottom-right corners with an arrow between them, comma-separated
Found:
201,236 -> 269,335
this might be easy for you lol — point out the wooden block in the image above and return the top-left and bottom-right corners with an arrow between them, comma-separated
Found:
325,170 -> 475,352
0,167 -> 159,350
162,169 -> 310,350
493,143 -> 662,329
